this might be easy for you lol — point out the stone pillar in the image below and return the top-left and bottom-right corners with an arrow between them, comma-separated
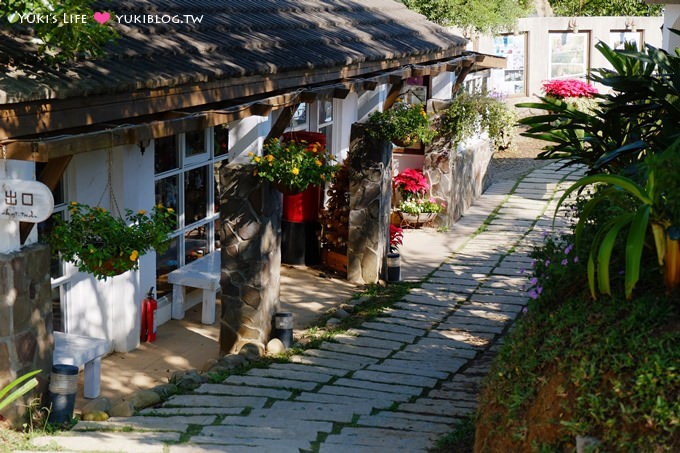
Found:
218,164 -> 281,355
347,123 -> 393,284
0,243 -> 52,427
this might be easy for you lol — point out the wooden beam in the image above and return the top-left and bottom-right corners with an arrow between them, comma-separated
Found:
452,60 -> 476,96
362,80 -> 378,91
19,155 -> 72,244
411,66 -> 431,77
265,102 -> 301,143
383,79 -> 404,111
333,86 -> 351,99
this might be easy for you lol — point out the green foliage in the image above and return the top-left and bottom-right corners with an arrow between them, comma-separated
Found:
366,102 -> 435,146
49,202 -> 176,280
402,0 -> 533,35
250,138 -> 338,194
430,413 -> 476,452
549,0 -> 662,17
518,42 -> 680,174
0,369 -> 40,412
437,91 -> 518,151
1,0 -> 117,61
479,278 -> 680,451
398,198 -> 444,214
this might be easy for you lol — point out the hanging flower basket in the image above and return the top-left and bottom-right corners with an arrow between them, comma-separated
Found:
250,138 -> 338,194
49,202 -> 176,280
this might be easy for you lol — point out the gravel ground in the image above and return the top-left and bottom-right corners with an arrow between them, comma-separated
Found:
487,132 -> 551,185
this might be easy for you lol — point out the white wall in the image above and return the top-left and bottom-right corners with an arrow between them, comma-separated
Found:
663,5 -> 680,51
64,144 -> 155,352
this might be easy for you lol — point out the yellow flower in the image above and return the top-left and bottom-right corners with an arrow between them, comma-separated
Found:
266,154 -> 274,162
138,209 -> 146,215
70,201 -> 78,206
315,159 -> 322,167
130,250 -> 139,262
254,156 -> 261,163
291,167 -> 300,175
248,151 -> 254,157
156,203 -> 164,209
167,208 -> 175,214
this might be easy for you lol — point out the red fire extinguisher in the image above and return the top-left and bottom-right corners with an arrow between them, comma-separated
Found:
140,287 -> 158,343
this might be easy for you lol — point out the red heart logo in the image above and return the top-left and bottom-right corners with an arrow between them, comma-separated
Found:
93,11 -> 110,24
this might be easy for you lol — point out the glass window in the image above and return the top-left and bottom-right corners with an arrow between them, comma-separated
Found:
154,135 -> 179,174
214,124 -> 229,157
156,236 -> 179,300
291,103 -> 308,130
549,32 -> 588,79
155,175 -> 179,225
185,130 -> 206,159
184,166 -> 209,226
154,127 -> 228,300
185,224 -> 209,263
492,33 -> 527,96
319,100 -> 333,124
609,31 -> 642,50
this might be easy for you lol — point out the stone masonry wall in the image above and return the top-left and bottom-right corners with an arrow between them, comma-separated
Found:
347,123 -> 393,284
424,136 -> 494,226
218,164 -> 281,356
0,243 -> 52,426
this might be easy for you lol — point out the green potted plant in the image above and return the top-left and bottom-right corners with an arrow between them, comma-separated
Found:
250,137 -> 338,194
437,90 -> 518,151
49,202 -> 176,280
366,101 -> 435,147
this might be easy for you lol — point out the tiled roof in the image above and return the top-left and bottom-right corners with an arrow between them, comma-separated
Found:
0,0 -> 467,104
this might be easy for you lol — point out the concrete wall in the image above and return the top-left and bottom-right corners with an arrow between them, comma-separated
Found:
662,5 -> 680,51
472,16 -> 663,98
0,244 -> 52,426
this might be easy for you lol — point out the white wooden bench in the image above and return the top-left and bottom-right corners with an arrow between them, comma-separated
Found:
53,332 -> 111,399
167,251 -> 220,325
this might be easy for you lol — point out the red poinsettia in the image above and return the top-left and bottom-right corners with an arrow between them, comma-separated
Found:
542,79 -> 598,99
393,168 -> 429,198
389,224 -> 403,253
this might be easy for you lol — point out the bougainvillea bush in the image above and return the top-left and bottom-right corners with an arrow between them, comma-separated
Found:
542,79 -> 598,99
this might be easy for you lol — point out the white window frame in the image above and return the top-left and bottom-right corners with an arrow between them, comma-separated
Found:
154,127 -> 229,274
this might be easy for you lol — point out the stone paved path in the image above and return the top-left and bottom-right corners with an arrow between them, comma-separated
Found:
29,162 -> 582,453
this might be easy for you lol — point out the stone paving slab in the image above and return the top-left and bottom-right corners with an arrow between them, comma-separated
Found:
264,400 -> 373,420
165,395 -> 268,409
351,369 -> 438,388
73,415 -> 216,432
140,407 -> 244,416
347,327 -> 419,343
320,427 -> 435,451
222,375 -> 319,391
302,348 -> 380,367
244,366 -> 335,383
320,341 -> 394,359
360,321 -> 426,336
193,383 -> 292,399
373,315 -> 436,330
355,413 -> 453,434
398,398 -> 476,418
267,361 -> 351,377
378,356 -> 467,374
330,377 -> 424,396
332,333 -> 405,351
190,434 -> 313,451
218,413 -> 333,432
294,391 -> 397,409
366,361 -> 450,380
317,384 -> 414,403
31,432 -> 181,452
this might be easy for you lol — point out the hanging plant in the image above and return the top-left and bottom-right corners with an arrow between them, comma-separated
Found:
249,138 -> 338,194
49,202 -> 176,280
366,101 -> 435,146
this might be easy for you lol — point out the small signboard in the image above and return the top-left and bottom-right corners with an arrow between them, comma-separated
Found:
0,179 -> 54,223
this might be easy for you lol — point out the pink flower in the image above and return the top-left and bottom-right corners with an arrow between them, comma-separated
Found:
542,79 -> 598,99
394,168 -> 429,196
